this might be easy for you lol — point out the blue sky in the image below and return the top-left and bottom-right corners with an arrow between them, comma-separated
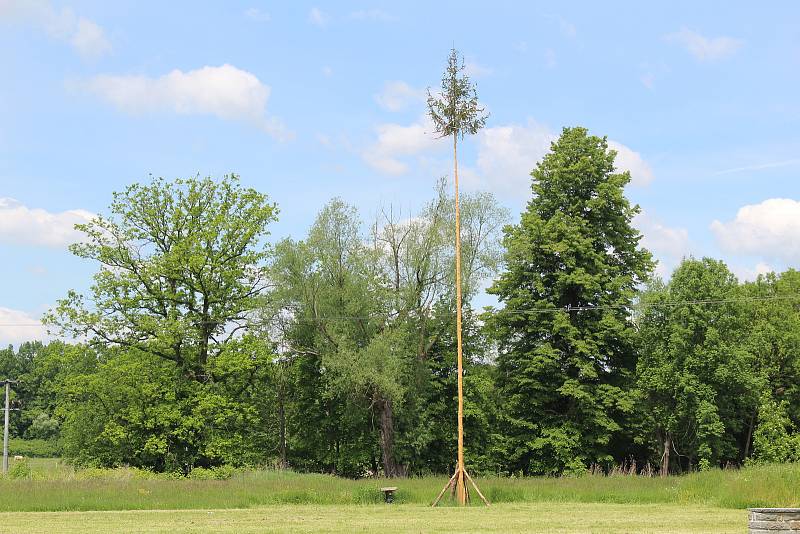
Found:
1,1 -> 799,345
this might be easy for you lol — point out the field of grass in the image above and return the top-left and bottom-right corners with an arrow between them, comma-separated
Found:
0,459 -> 800,512
5,459 -> 800,532
0,503 -> 747,533
0,459 -> 797,512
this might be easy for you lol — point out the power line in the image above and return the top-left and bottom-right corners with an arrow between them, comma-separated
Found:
2,293 -> 799,326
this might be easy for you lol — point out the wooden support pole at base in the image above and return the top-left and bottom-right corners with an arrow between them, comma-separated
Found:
464,470 -> 490,506
431,467 -> 488,507
431,470 -> 459,507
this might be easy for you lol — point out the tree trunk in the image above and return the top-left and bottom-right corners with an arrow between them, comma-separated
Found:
378,397 -> 403,477
743,410 -> 756,460
277,386 -> 287,469
660,432 -> 671,477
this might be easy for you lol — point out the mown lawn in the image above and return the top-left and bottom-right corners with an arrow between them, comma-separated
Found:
0,503 -> 747,533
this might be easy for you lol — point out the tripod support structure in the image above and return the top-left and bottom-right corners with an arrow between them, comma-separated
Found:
431,465 -> 490,507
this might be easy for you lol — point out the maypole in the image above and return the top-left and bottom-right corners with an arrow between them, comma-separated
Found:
427,48 -> 490,507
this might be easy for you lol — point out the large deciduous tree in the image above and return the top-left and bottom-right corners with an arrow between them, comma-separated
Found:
271,184 -> 506,477
487,127 -> 653,475
45,175 -> 279,470
636,258 -> 756,473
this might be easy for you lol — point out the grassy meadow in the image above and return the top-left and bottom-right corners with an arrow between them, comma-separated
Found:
3,459 -> 798,532
0,458 -> 795,512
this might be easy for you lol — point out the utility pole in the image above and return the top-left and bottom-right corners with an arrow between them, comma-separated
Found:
2,379 -> 17,474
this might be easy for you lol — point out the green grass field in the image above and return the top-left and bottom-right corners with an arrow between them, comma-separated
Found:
0,503 -> 747,533
3,459 -> 796,532
1,459 -> 798,511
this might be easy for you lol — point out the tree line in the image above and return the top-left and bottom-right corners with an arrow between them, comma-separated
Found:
3,127 -> 798,477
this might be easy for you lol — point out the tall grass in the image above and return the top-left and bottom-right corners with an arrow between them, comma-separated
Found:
0,460 -> 798,512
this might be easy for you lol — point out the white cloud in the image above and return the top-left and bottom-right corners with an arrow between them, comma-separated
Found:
362,117 -> 654,192
374,81 -> 425,112
711,198 -> 800,263
639,62 -> 669,91
0,197 -> 93,248
82,64 -> 291,140
557,17 -> 576,38
348,9 -> 393,21
544,48 -> 557,68
26,265 -> 48,276
732,261 -> 775,282
473,121 -> 553,194
608,141 -> 654,186
633,212 -> 691,278
666,27 -> 743,61
0,307 -> 48,346
464,60 -> 492,77
468,122 -> 653,195
544,14 -> 576,38
69,17 -> 111,58
363,116 -> 443,175
244,7 -> 270,22
0,0 -> 111,59
309,7 -> 327,27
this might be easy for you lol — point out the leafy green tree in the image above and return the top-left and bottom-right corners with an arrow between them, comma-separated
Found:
45,175 -> 280,470
0,341 -> 79,441
739,269 -> 800,460
271,184 -> 506,477
637,258 -> 756,473
486,127 -> 653,475
56,334 -> 280,471
750,393 -> 798,464
401,302 -> 501,475
271,199 -> 395,475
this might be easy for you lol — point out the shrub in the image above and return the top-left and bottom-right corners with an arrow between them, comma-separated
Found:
751,395 -> 798,464
8,438 -> 60,458
7,459 -> 31,479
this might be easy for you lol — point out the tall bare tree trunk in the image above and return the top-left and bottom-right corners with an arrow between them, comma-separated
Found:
660,432 -> 671,477
378,397 -> 402,477
743,410 -> 756,460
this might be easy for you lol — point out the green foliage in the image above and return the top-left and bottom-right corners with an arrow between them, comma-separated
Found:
9,438 -> 60,458
42,175 -> 281,471
46,175 -> 278,382
427,48 -> 488,140
750,394 -> 799,464
270,182 -> 507,477
486,127 -> 653,475
6,459 -> 31,479
637,258 -> 767,472
5,143 -> 797,478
